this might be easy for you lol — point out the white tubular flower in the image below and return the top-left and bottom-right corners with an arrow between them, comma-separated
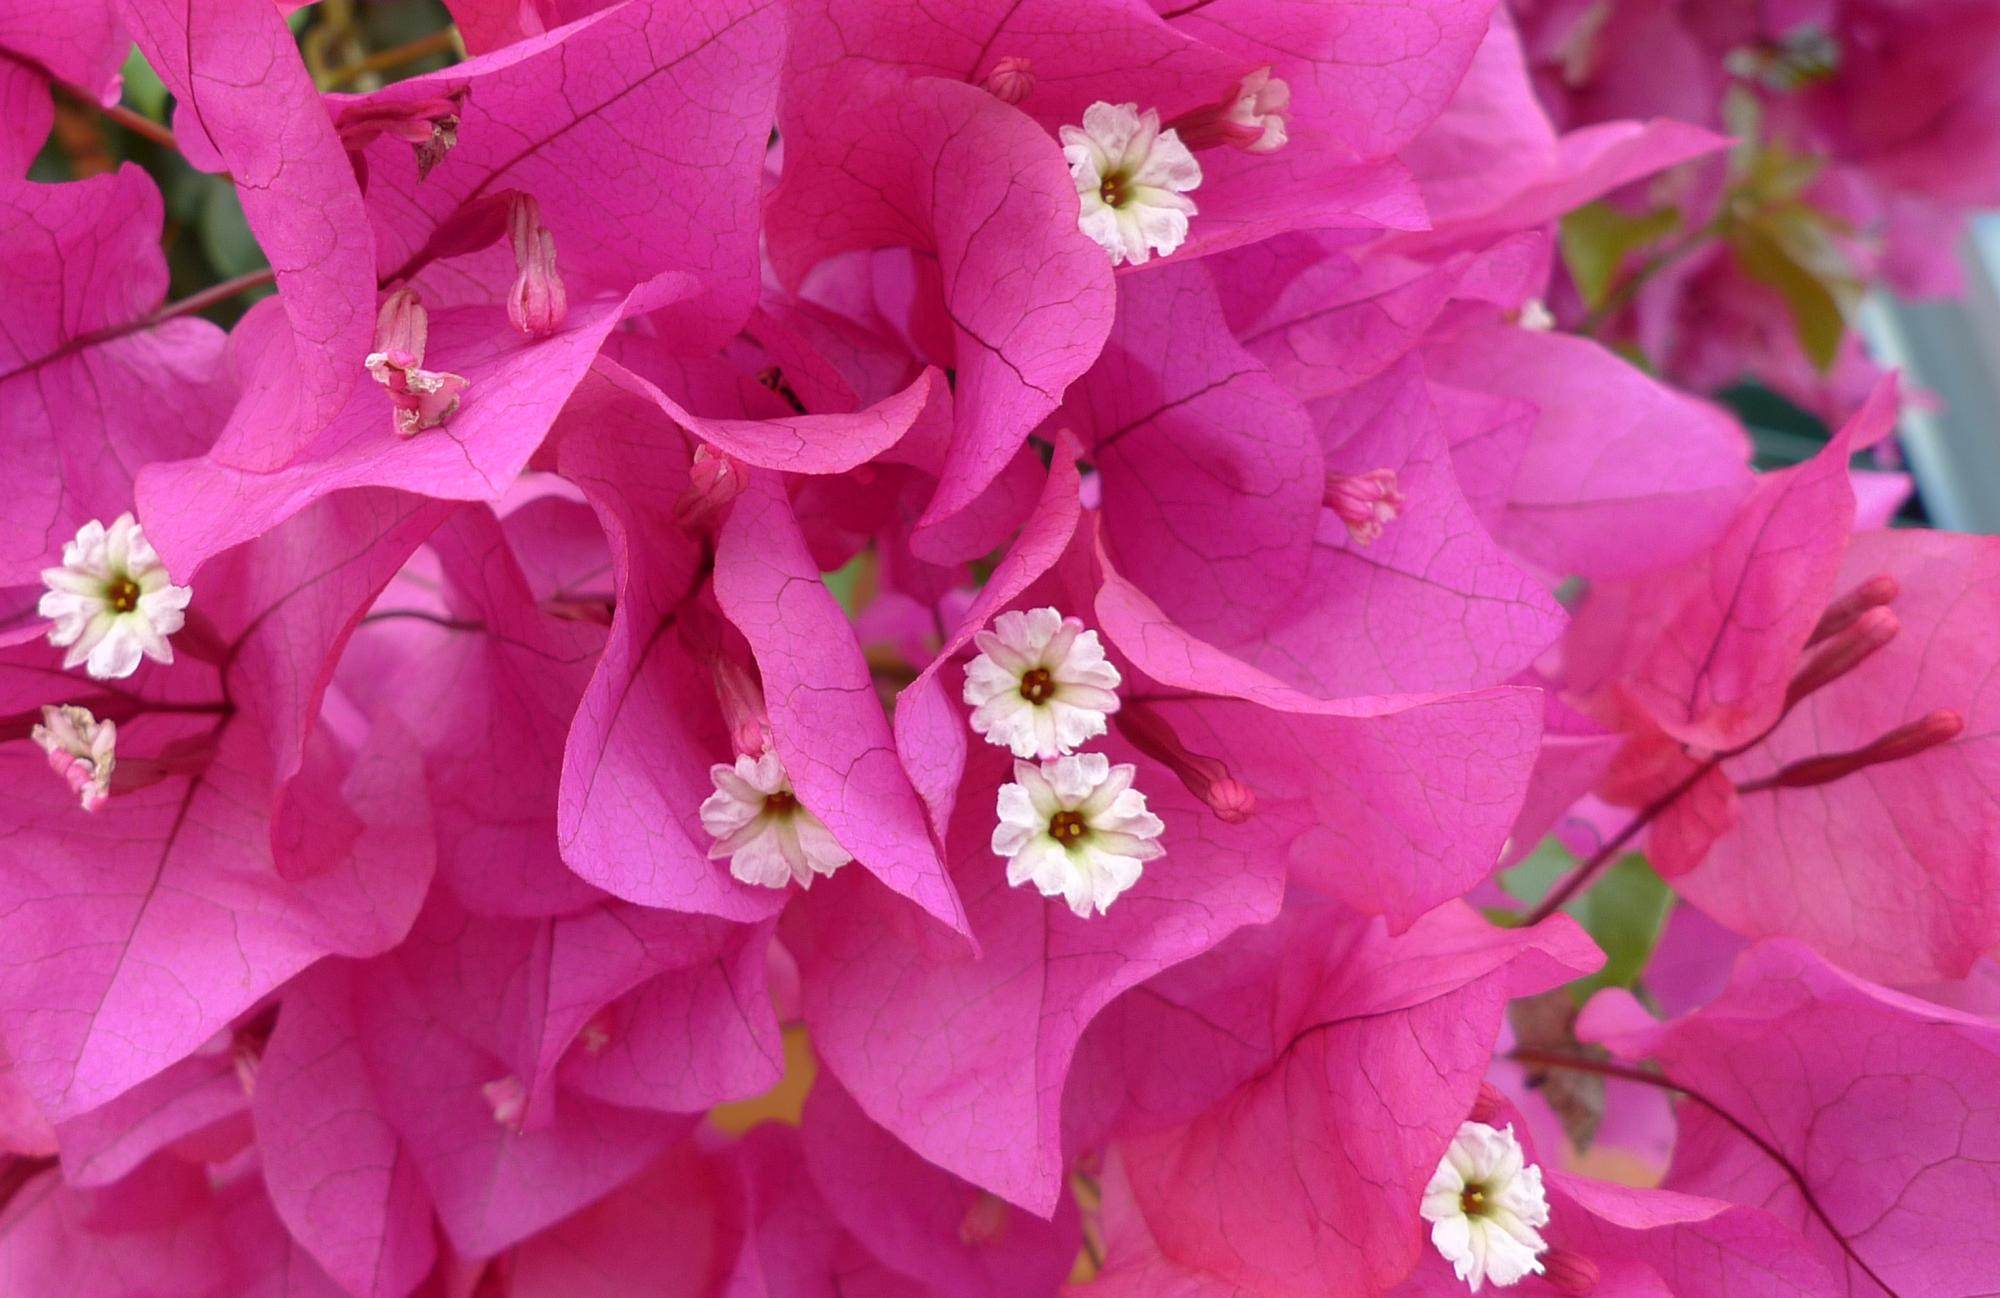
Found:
1420,1122 -> 1552,1290
991,753 -> 1164,917
962,607 -> 1122,759
39,513 -> 192,680
31,705 -> 116,812
1060,101 -> 1202,266
700,752 -> 852,889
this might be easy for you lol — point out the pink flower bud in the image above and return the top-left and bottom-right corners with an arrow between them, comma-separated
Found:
32,705 -> 115,812
1117,702 -> 1256,823
366,289 -> 470,437
1542,1249 -> 1601,1296
482,1075 -> 528,1129
712,653 -> 773,758
1166,67 -> 1290,153
1783,605 -> 1898,710
983,56 -> 1035,105
1324,468 -> 1404,545
506,193 -> 567,338
1742,709 -> 1964,793
1467,1081 -> 1508,1125
675,444 -> 748,528
1806,573 -> 1899,647
957,1192 -> 1012,1246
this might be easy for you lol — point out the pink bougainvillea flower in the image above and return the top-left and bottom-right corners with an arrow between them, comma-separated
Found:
0,490 -> 443,1122
1084,900 -> 1599,1298
1583,939 -> 2000,1298
38,512 -> 191,680
0,167 -> 227,620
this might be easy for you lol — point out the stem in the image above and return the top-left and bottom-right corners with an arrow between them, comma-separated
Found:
321,27 -> 461,90
56,82 -> 184,153
152,267 -> 277,323
1510,1048 -> 1903,1297
1522,754 -> 1720,926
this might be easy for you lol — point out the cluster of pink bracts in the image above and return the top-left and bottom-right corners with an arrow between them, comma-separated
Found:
2,0 -> 1999,1295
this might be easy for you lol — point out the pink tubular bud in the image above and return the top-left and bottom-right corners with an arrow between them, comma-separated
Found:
1783,605 -> 1898,710
506,193 -> 567,338
713,654 -> 773,758
1324,468 -> 1404,545
1541,1250 -> 1601,1296
982,56 -> 1035,105
1807,573 -> 1899,648
675,444 -> 748,528
1165,67 -> 1290,153
365,289 -> 469,437
1741,709 -> 1964,793
1467,1082 -> 1508,1125
1117,702 -> 1256,823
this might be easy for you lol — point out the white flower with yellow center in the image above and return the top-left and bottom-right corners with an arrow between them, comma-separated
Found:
992,753 -> 1164,917
39,513 -> 191,680
1060,101 -> 1202,266
962,607 -> 1122,759
701,751 -> 852,889
1420,1121 -> 1551,1290
32,704 -> 116,812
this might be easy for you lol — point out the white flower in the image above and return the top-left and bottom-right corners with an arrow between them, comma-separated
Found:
31,705 -> 116,812
700,752 -> 852,889
39,513 -> 192,680
1420,1122 -> 1552,1291
991,753 -> 1164,917
1060,101 -> 1202,266
962,607 -> 1122,759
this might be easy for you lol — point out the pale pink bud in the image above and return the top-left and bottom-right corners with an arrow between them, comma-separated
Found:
1324,468 -> 1404,545
675,444 -> 748,528
713,653 -> 773,758
983,56 -> 1035,105
957,1192 -> 1012,1246
1542,1250 -> 1601,1296
1166,67 -> 1290,153
506,194 -> 567,338
482,1075 -> 528,1129
366,289 -> 469,437
32,705 -> 115,812
1117,702 -> 1256,823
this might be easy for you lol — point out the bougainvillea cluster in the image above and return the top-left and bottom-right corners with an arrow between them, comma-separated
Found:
2,0 -> 1998,1295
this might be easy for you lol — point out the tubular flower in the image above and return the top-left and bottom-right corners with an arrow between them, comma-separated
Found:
962,607 -> 1122,759
31,705 -> 117,812
701,751 -> 852,889
1060,101 -> 1201,266
1420,1122 -> 1551,1290
992,753 -> 1164,917
39,513 -> 192,680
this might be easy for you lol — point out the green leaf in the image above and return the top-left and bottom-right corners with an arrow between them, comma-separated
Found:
1560,202 -> 1682,310
1729,222 -> 1847,371
1498,840 -> 1675,1001
822,553 -> 873,615
196,181 -> 268,278
119,46 -> 169,120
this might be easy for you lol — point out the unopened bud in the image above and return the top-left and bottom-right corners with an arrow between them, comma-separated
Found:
482,1075 -> 528,1129
1117,703 -> 1255,823
1467,1082 -> 1508,1125
1541,1249 -> 1600,1296
1324,468 -> 1404,545
1742,709 -> 1963,793
1783,605 -> 1898,710
365,289 -> 469,437
713,653 -> 773,758
1807,574 -> 1899,648
982,56 -> 1035,105
32,705 -> 115,813
506,194 -> 567,338
1166,67 -> 1290,153
675,444 -> 748,528
957,1192 -> 1011,1246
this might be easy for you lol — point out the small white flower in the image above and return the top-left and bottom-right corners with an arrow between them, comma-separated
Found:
1420,1122 -> 1551,1291
991,753 -> 1164,917
39,513 -> 192,680
1060,101 -> 1202,266
962,607 -> 1122,759
31,705 -> 116,812
700,752 -> 852,890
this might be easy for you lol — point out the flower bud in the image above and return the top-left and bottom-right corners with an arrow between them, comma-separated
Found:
713,653 -> 773,758
675,444 -> 748,528
1324,468 -> 1404,545
1806,573 -> 1899,647
1117,702 -> 1255,823
1467,1081 -> 1508,1125
506,193 -> 567,338
1541,1249 -> 1601,1296
365,289 -> 469,437
1166,67 -> 1290,153
1742,709 -> 1963,793
1783,605 -> 1898,711
983,56 -> 1035,105
482,1075 -> 528,1129
31,704 -> 116,812
957,1192 -> 1011,1246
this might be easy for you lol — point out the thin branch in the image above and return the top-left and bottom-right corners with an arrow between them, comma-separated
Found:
1511,1048 -> 1903,1297
152,267 -> 277,323
321,27 -> 461,91
1522,754 -> 1721,926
